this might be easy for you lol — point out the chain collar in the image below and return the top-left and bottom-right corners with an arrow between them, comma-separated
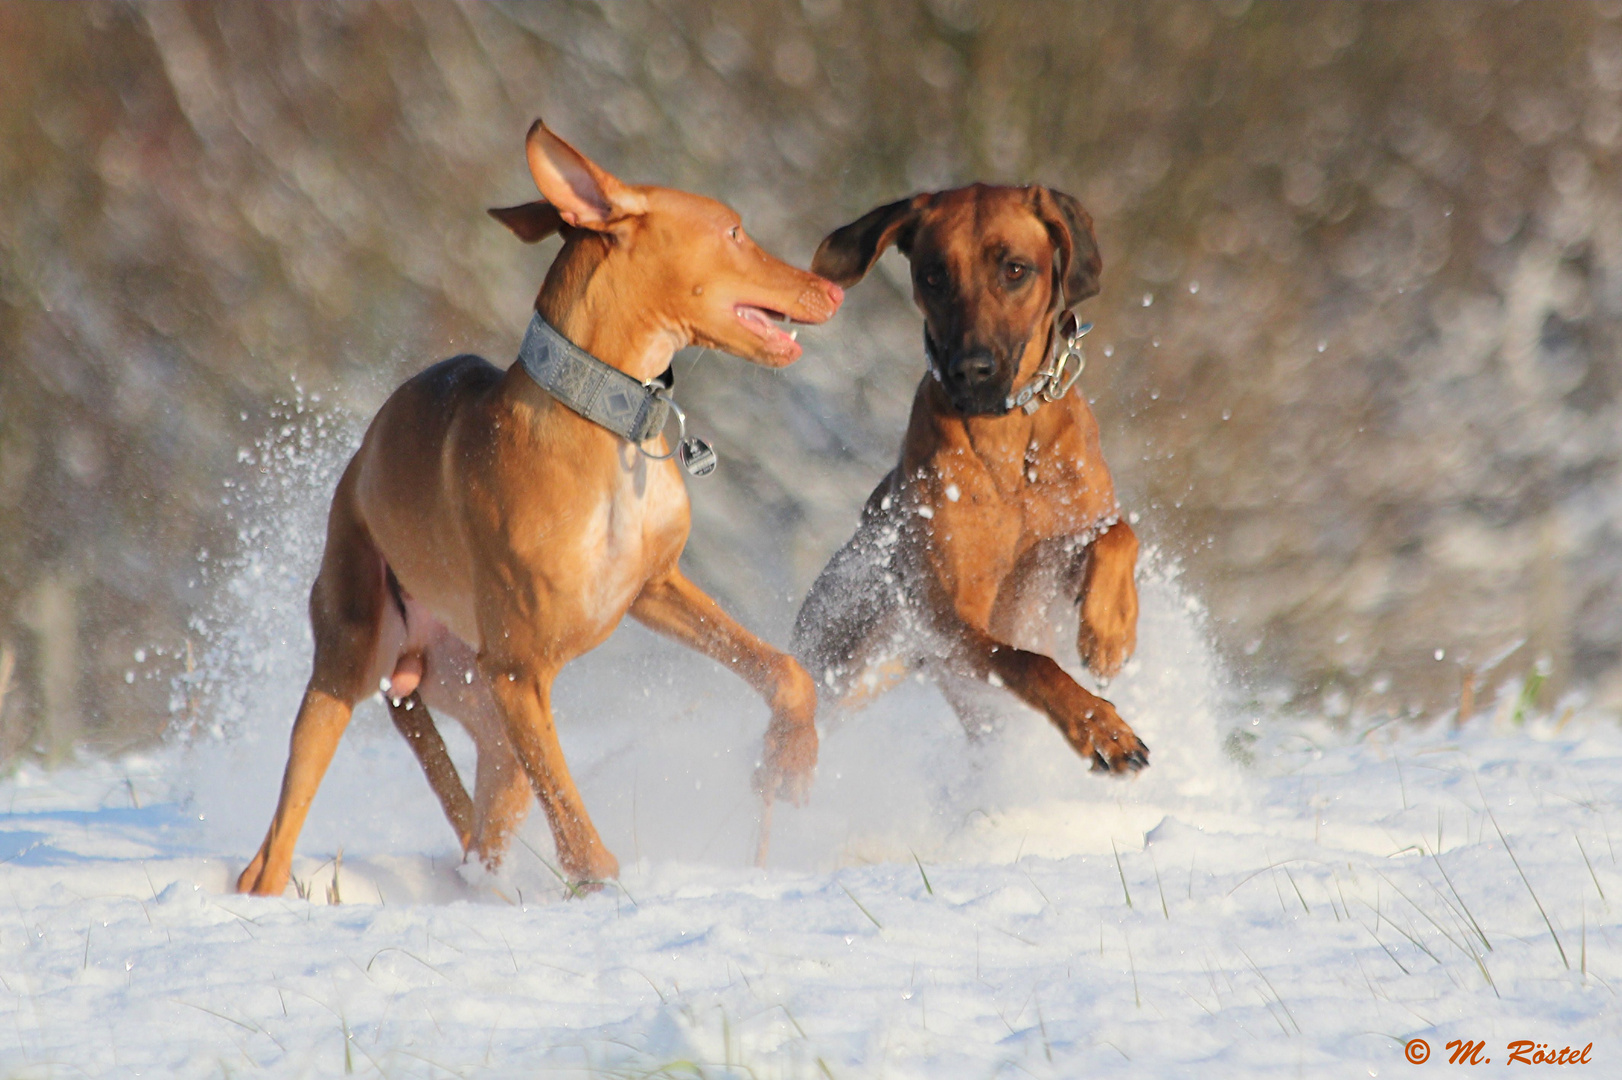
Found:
1005,309 -> 1092,415
923,308 -> 1092,417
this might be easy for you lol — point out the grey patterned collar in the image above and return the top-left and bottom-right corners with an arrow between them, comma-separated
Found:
517,312 -> 672,445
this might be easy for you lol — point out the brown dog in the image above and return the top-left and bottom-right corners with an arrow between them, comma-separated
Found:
236,120 -> 843,896
792,185 -> 1147,773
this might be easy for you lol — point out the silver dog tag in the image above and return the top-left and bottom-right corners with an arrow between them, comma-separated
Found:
678,436 -> 717,477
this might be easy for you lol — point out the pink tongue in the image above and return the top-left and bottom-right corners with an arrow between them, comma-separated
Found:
738,307 -> 799,357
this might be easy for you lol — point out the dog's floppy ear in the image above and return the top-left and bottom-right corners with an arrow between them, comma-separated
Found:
812,194 -> 932,287
1033,188 -> 1102,305
523,118 -> 647,230
487,201 -> 567,243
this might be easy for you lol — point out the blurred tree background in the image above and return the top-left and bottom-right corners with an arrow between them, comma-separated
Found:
5,0 -> 1622,762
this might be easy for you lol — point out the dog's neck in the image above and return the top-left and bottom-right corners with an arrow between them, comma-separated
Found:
530,236 -> 689,384
920,376 -> 1067,457
910,382 -> 1089,503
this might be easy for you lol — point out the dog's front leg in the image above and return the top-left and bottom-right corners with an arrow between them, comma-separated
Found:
1077,519 -> 1139,681
935,615 -> 1148,774
478,650 -> 619,885
632,571 -> 818,804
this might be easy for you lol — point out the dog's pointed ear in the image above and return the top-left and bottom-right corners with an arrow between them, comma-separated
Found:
523,118 -> 647,230
812,194 -> 931,287
1034,188 -> 1102,305
487,201 -> 567,243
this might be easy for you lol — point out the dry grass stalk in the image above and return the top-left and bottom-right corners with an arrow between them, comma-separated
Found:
0,640 -> 14,732
1456,669 -> 1476,729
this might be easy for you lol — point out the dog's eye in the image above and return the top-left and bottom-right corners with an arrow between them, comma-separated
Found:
729,225 -> 742,242
922,268 -> 945,291
1003,262 -> 1029,284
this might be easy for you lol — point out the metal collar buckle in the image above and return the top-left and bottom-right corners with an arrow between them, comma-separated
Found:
638,390 -> 717,477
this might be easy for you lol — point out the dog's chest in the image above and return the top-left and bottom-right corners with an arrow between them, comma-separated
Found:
1017,448 -> 1112,536
931,433 -> 1113,541
575,459 -> 688,613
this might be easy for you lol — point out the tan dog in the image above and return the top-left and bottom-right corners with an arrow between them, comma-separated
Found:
237,120 -> 843,896
792,185 -> 1147,773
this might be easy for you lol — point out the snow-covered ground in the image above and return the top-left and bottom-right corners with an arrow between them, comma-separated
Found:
4,565 -> 1620,1077
3,413 -> 1619,1076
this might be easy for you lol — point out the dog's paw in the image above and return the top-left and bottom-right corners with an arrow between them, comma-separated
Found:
1061,699 -> 1149,775
235,849 -> 289,896
1093,726 -> 1149,774
234,862 -> 264,896
1077,619 -> 1135,682
454,855 -> 507,895
755,718 -> 818,805
556,844 -> 619,888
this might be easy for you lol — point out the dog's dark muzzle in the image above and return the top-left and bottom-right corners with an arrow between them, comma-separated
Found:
929,338 -> 1015,416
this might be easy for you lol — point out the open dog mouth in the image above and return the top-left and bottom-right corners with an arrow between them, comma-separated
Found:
735,304 -> 800,348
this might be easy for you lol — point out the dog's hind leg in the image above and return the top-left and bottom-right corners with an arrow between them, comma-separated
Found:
1076,519 -> 1139,681
386,692 -> 475,853
238,472 -> 388,896
792,493 -> 912,713
933,667 -> 1021,742
466,727 -> 531,871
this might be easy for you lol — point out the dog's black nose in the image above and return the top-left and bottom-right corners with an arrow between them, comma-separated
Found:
947,349 -> 997,387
